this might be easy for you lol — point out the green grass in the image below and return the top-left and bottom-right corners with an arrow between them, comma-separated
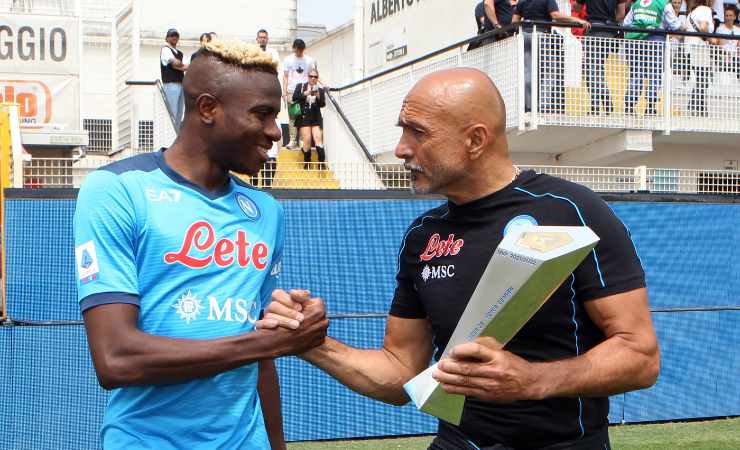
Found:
287,418 -> 740,450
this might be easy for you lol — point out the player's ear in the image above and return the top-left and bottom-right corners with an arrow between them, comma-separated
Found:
465,123 -> 489,160
195,93 -> 219,126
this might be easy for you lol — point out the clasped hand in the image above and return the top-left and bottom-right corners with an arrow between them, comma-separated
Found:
432,337 -> 546,403
255,289 -> 329,356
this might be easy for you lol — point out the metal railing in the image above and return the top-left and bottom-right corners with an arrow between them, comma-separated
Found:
331,22 -> 740,160
19,158 -> 740,194
536,29 -> 740,132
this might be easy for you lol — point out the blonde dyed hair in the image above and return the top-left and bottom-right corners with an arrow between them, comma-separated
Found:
201,38 -> 277,74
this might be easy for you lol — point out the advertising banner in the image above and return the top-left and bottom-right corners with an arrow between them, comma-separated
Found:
0,14 -> 80,129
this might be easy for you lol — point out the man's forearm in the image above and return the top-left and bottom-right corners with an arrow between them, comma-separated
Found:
90,328 -> 280,389
484,1 -> 499,25
532,334 -> 660,399
301,337 -> 414,405
258,359 -> 286,450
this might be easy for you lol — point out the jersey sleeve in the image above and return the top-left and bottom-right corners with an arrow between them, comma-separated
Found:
74,170 -> 140,312
388,221 -> 427,319
572,192 -> 646,302
259,202 -> 285,310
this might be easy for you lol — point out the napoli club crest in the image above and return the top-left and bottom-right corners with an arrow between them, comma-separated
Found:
235,193 -> 261,221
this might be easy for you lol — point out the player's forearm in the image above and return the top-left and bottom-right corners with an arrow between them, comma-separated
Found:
258,359 -> 287,450
301,337 -> 412,405
91,329 -> 279,389
532,334 -> 660,398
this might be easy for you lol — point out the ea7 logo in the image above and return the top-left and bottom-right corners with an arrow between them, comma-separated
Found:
421,265 -> 455,283
145,188 -> 182,203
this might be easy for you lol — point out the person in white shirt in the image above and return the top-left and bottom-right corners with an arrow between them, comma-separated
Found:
257,29 -> 288,152
160,28 -> 188,131
717,4 -> 740,74
685,0 -> 719,116
669,0 -> 692,81
282,39 -> 317,149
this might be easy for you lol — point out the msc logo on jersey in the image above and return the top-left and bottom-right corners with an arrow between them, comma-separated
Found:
75,241 -> 100,285
172,290 -> 259,324
421,264 -> 455,283
235,193 -> 261,221
172,290 -> 205,324
504,215 -> 539,237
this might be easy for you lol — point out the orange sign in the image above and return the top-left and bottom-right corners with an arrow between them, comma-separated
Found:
0,80 -> 52,127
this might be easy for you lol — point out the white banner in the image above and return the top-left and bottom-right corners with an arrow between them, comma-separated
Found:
0,14 -> 80,129
0,75 -> 79,129
0,14 -> 80,75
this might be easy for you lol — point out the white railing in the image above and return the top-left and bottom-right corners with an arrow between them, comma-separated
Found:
334,26 -> 740,158
536,32 -> 740,132
19,157 -> 740,194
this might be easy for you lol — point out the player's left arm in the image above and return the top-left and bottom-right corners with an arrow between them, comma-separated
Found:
258,359 -> 286,450
256,202 -> 286,449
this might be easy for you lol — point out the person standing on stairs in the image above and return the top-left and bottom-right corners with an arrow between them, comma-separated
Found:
292,68 -> 326,171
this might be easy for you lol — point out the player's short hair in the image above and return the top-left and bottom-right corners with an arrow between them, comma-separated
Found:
199,38 -> 278,75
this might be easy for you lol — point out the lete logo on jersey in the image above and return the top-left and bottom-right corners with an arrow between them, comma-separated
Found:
164,220 -> 270,270
420,233 -> 465,261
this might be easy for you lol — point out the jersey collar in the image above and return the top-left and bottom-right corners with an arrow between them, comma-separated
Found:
155,148 -> 235,200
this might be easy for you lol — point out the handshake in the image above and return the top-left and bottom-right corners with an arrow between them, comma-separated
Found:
255,289 -> 329,357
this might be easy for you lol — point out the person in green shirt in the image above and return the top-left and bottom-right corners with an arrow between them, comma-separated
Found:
622,0 -> 682,115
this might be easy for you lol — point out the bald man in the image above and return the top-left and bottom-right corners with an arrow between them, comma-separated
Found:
261,68 -> 658,449
74,40 -> 328,450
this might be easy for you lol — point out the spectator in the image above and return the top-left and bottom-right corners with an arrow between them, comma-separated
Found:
576,0 -> 627,114
685,0 -> 719,116
571,0 -> 589,36
257,29 -> 289,149
717,4 -> 740,74
283,39 -> 317,149
623,0 -> 681,116
292,68 -> 326,170
513,0 -> 590,113
160,28 -> 188,131
257,29 -> 280,64
190,32 -> 216,62
711,0 -> 735,25
669,0 -> 692,81
470,0 -> 514,49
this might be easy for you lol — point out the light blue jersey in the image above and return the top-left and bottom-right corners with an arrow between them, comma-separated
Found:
73,150 -> 284,450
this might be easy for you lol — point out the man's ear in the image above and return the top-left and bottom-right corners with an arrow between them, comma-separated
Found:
196,93 -> 219,126
465,124 -> 489,160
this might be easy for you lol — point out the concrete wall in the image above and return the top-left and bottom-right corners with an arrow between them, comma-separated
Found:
306,23 -> 355,88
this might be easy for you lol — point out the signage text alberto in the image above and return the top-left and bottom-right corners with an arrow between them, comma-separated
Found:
370,0 -> 424,25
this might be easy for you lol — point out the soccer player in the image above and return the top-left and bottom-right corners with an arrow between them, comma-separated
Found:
262,68 -> 660,449
74,39 -> 328,450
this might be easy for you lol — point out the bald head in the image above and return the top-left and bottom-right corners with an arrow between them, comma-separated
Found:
405,67 -> 507,136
